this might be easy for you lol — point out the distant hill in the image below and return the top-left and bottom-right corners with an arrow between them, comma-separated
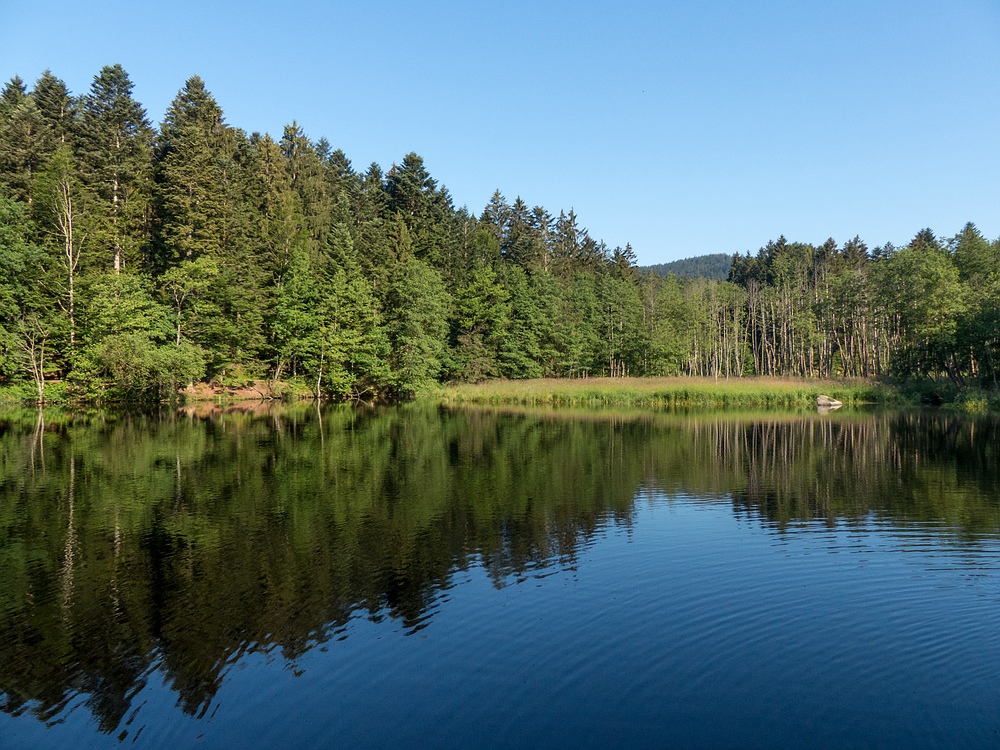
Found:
641,253 -> 733,281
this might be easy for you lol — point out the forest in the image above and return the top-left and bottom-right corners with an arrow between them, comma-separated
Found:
1,66 -> 999,402
641,253 -> 733,281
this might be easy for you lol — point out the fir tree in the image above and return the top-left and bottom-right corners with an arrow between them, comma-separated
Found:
76,64 -> 154,273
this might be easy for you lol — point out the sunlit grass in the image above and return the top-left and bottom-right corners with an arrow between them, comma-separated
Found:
439,376 -> 893,408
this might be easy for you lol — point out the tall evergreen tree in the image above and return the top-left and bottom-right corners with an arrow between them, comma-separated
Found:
76,64 -> 154,273
32,70 -> 74,148
280,122 -> 332,247
154,75 -> 228,265
386,257 -> 451,392
154,77 -> 267,373
0,77 -> 45,203
386,152 -> 456,266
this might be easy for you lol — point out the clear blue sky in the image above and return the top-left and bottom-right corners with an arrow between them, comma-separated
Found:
4,0 -> 999,264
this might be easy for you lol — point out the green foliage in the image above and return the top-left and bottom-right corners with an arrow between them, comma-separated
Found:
884,231 -> 967,379
69,273 -> 204,400
386,257 -> 451,393
80,332 -> 204,399
598,272 -> 645,377
272,247 -> 322,379
79,272 -> 172,343
450,265 -> 510,381
496,264 -> 544,380
75,64 -> 153,272
0,64 -> 997,402
317,266 -> 390,397
642,252 -> 733,281
641,272 -> 689,375
31,71 -> 72,144
0,76 -> 46,202
0,197 -> 44,317
154,76 -> 229,265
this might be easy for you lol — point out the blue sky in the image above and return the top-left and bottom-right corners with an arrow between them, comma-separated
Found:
4,0 -> 999,264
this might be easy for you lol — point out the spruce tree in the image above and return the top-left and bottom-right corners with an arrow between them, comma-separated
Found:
155,75 -> 227,265
280,122 -> 332,247
0,77 -> 45,203
76,64 -> 154,273
32,70 -> 74,148
386,257 -> 451,392
155,77 -> 266,374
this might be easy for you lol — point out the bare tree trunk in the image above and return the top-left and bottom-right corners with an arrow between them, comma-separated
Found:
15,317 -> 49,403
113,174 -> 122,274
315,348 -> 324,399
54,174 -> 81,349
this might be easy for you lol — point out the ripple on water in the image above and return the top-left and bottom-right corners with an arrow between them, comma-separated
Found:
4,408 -> 1000,749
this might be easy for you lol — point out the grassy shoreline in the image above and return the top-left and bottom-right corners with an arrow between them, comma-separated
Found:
437,376 -> 1000,412
2,376 -> 997,412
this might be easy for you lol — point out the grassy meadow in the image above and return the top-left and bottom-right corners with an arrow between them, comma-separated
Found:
438,377 -> 894,409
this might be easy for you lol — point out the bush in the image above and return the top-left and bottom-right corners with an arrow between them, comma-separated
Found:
72,334 -> 206,402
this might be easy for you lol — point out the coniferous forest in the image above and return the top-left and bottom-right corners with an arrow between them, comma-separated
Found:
1,66 -> 999,402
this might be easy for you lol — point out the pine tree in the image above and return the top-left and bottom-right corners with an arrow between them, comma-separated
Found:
451,265 -> 510,381
496,264 -> 544,379
479,189 -> 510,246
0,77 -> 45,203
350,162 -> 390,281
317,267 -> 390,398
325,147 -> 356,196
76,64 -> 154,273
386,257 -> 451,392
154,76 -> 228,265
271,247 -> 321,380
280,122 -> 332,247
386,152 -> 456,266
32,70 -> 74,148
249,132 -> 307,282
504,196 -> 535,267
155,77 -> 267,373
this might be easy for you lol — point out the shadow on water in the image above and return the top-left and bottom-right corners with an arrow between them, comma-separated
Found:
0,403 -> 997,735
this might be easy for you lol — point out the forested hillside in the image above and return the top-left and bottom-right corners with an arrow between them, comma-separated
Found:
642,253 -> 732,281
1,67 -> 998,401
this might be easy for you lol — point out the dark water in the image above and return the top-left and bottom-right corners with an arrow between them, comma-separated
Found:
1,403 -> 999,748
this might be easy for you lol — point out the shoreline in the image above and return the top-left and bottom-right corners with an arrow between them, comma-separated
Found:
1,376 -> 998,414
438,377 -> 1000,413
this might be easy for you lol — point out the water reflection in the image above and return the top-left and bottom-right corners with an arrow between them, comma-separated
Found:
0,404 -> 997,737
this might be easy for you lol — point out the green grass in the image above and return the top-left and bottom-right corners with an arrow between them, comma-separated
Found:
438,376 -> 897,409
0,375 -> 995,412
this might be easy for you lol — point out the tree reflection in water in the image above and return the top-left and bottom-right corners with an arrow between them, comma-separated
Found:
0,404 -> 996,733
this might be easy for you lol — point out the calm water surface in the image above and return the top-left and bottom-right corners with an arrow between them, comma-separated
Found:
1,404 -> 999,748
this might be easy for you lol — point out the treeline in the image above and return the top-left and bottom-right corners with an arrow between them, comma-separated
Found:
642,253 -> 733,281
1,66 -> 998,401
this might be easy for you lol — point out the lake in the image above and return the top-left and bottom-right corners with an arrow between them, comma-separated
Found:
1,403 -> 999,748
